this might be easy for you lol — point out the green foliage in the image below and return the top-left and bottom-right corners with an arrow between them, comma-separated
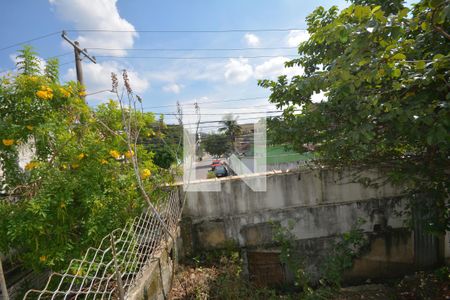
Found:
0,47 -> 171,271
202,133 -> 231,157
350,0 -> 405,14
272,220 -> 312,294
16,46 -> 41,76
143,122 -> 182,169
321,219 -> 369,288
218,114 -> 242,150
153,145 -> 176,169
272,219 -> 368,298
434,266 -> 449,282
44,58 -> 60,83
260,0 -> 450,232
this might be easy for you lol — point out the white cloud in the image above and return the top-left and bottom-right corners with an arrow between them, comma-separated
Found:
254,56 -> 303,79
162,83 -> 183,94
146,56 -> 302,89
145,60 -> 225,83
49,0 -> 137,56
243,33 -> 260,47
286,30 -> 309,47
64,61 -> 149,99
224,58 -> 253,84
311,91 -> 328,103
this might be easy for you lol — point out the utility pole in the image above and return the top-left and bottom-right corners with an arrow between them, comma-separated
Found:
61,31 -> 96,93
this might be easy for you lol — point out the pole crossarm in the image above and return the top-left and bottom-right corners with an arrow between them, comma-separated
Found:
61,31 -> 96,64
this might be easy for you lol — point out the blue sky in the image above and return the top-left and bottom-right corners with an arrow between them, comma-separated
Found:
1,0 -> 351,127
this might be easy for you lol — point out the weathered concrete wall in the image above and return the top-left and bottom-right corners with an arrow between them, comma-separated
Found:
127,238 -> 175,300
183,169 -> 406,247
180,169 -> 448,282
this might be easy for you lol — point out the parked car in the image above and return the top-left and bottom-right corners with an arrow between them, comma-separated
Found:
214,165 -> 228,177
211,159 -> 221,170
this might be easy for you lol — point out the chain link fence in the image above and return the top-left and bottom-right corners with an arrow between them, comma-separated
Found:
23,190 -> 182,299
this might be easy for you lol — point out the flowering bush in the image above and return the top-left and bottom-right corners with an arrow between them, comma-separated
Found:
0,47 -> 172,271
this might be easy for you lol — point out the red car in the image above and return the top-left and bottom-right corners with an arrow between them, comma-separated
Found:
211,159 -> 221,170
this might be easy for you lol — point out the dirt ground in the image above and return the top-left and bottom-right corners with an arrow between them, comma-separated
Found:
170,261 -> 450,300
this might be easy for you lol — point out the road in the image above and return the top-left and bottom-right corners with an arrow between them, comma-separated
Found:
194,159 -> 212,180
193,156 -> 228,180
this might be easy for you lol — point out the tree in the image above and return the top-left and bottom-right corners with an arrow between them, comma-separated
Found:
259,0 -> 450,232
143,121 -> 182,169
218,114 -> 242,151
202,133 -> 231,157
0,48 -> 170,271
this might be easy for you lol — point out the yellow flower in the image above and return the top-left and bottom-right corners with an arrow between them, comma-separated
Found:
39,255 -> 47,262
77,153 -> 86,160
100,159 -> 108,165
79,90 -> 86,97
2,139 -> 14,146
124,150 -> 134,158
25,161 -> 38,171
36,87 -> 54,100
36,86 -> 53,100
36,90 -> 48,99
62,163 -> 68,169
109,150 -> 120,159
60,87 -> 70,98
71,163 -> 79,169
140,168 -> 151,180
26,125 -> 33,130
60,202 -> 66,209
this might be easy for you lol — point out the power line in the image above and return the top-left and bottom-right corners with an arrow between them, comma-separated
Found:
86,89 -> 113,96
183,115 -> 279,125
149,104 -> 278,112
142,96 -> 269,109
86,46 -> 297,52
151,110 -> 284,116
95,54 -> 297,60
67,28 -> 307,33
167,104 -> 278,111
0,31 -> 60,52
47,52 -> 73,59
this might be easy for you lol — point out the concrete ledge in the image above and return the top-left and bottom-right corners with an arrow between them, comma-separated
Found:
127,239 -> 174,300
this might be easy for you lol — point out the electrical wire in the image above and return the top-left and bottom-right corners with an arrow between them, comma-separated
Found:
142,96 -> 268,109
86,46 -> 297,52
150,110 -> 285,116
0,31 -> 60,52
183,115 -> 279,125
67,28 -> 307,33
95,54 -> 297,60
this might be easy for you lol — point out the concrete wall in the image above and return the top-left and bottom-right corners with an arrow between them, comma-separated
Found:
183,169 -> 406,246
180,169 -> 448,282
127,238 -> 175,300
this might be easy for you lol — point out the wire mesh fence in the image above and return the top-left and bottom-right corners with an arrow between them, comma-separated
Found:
23,189 -> 182,300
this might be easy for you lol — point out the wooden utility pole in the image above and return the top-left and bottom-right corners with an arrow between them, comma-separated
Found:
61,31 -> 96,88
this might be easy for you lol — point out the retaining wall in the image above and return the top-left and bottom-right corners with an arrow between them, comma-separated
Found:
180,169 -> 448,283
